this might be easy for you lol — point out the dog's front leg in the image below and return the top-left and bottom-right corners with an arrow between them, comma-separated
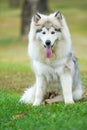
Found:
33,76 -> 46,106
60,73 -> 74,104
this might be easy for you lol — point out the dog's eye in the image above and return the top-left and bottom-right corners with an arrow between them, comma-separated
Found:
42,31 -> 46,34
58,29 -> 61,32
51,31 -> 55,34
36,29 -> 42,33
55,28 -> 61,32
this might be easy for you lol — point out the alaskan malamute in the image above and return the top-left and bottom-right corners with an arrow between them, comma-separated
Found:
20,11 -> 83,106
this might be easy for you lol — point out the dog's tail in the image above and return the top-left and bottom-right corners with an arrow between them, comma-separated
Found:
20,85 -> 36,104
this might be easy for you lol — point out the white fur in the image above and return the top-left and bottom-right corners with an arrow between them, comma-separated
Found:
20,12 -> 83,106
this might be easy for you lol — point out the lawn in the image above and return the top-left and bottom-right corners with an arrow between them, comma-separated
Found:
0,0 -> 87,130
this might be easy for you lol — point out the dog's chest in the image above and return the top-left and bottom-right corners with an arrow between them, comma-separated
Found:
46,70 -> 59,83
33,60 -> 66,93
43,63 -> 62,92
46,71 -> 61,93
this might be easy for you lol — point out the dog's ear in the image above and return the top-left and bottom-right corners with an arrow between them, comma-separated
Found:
55,11 -> 62,20
33,13 -> 41,23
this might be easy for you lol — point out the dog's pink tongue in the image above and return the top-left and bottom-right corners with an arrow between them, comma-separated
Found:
46,46 -> 52,58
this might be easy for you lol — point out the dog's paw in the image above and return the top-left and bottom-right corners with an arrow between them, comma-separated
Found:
65,100 -> 74,104
33,101 -> 41,106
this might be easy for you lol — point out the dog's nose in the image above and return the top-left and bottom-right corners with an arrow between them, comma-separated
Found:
45,40 -> 51,46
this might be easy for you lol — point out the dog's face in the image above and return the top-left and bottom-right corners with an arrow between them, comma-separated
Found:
36,26 -> 61,47
30,11 -> 70,59
36,25 -> 62,58
34,12 -> 62,47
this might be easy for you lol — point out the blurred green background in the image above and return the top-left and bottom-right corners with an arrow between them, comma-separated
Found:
0,0 -> 87,94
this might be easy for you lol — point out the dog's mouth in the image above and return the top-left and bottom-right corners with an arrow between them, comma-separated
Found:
44,45 -> 53,58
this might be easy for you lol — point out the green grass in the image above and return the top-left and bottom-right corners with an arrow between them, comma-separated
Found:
0,0 -> 87,130
0,91 -> 87,130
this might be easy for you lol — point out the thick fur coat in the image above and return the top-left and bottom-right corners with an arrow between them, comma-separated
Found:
20,11 -> 83,106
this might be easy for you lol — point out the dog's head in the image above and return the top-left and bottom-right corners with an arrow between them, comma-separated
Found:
29,11 -> 71,59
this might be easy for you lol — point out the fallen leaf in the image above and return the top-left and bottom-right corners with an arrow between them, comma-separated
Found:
12,113 -> 25,120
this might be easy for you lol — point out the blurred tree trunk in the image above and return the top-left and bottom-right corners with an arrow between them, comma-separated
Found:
21,0 -> 32,37
37,0 -> 48,13
9,0 -> 20,8
21,0 -> 49,38
21,0 -> 38,38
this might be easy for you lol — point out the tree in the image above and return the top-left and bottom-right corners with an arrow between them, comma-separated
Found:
21,0 -> 48,38
21,0 -> 39,38
37,0 -> 48,13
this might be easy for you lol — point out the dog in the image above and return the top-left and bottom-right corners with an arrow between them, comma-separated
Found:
20,11 -> 83,106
